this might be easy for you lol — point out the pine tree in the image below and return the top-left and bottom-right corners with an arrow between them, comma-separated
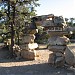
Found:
0,0 -> 39,58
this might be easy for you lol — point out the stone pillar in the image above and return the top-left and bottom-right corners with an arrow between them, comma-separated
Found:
48,32 -> 69,67
20,29 -> 38,60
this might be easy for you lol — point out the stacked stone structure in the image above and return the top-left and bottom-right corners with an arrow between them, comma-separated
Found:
42,15 -> 75,67
35,14 -> 70,67
13,18 -> 38,60
30,14 -> 75,67
48,33 -> 69,67
20,30 -> 38,60
19,18 -> 38,60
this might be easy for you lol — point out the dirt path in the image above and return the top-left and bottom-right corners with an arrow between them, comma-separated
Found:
0,49 -> 75,75
0,45 -> 75,75
0,60 -> 75,75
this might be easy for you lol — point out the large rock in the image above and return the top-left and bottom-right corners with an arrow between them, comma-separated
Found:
48,36 -> 69,45
65,45 -> 75,65
48,45 -> 66,53
21,50 -> 35,60
48,52 -> 65,67
56,36 -> 69,45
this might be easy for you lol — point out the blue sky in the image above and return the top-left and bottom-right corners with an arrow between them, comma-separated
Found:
35,0 -> 75,18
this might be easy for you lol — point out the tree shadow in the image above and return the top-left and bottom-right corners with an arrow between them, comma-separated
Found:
0,58 -> 30,63
0,63 -> 75,75
0,46 -> 32,63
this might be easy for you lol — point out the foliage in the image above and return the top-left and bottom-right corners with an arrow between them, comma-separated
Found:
0,0 -> 40,57
0,0 -> 40,41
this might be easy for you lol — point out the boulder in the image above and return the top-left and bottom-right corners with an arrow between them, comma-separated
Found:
21,50 -> 35,60
56,36 -> 69,45
65,46 -> 75,65
48,51 -> 65,67
48,36 -> 69,45
48,45 -> 66,53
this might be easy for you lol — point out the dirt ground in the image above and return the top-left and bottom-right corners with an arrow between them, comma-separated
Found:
0,59 -> 75,75
0,44 -> 75,75
0,52 -> 75,75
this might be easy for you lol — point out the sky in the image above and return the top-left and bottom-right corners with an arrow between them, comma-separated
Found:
35,0 -> 75,18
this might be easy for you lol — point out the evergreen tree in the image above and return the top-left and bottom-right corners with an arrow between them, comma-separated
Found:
0,0 -> 39,58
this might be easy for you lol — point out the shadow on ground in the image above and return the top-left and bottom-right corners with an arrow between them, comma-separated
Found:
0,45 -> 75,75
0,63 -> 75,75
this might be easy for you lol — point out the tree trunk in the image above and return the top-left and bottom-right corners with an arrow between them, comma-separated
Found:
17,31 -> 19,46
8,0 -> 13,57
10,3 -> 15,58
8,1 -> 15,58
